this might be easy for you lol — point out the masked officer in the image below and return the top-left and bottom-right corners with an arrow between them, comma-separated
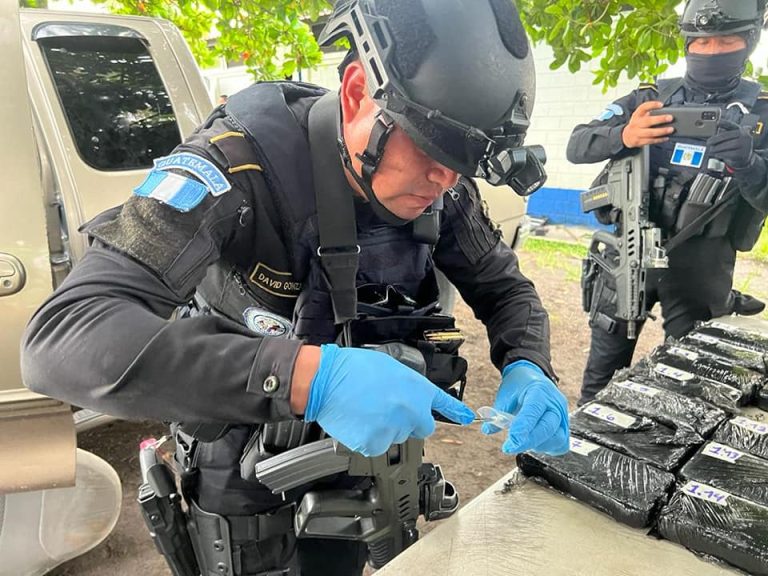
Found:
568,0 -> 768,406
22,1 -> 569,574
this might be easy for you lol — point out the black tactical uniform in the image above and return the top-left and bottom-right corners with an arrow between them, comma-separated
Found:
22,0 -> 560,570
570,79 -> 768,405
24,67 -> 552,574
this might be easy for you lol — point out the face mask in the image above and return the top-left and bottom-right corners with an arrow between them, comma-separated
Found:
685,48 -> 748,92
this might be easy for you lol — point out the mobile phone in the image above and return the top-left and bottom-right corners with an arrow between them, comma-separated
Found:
649,105 -> 721,139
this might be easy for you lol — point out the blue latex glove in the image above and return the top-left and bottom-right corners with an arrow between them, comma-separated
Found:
482,360 -> 569,455
304,344 -> 475,456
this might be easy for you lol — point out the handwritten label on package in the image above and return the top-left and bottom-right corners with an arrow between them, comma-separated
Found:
668,346 -> 700,361
702,442 -> 744,464
569,437 -> 601,457
654,363 -> 695,381
682,481 -> 730,506
689,333 -> 721,345
615,380 -> 660,397
732,416 -> 768,436
709,321 -> 737,332
583,403 -> 636,429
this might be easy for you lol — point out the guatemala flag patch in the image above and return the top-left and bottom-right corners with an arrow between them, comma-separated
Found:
133,169 -> 211,212
596,103 -> 625,121
153,152 -> 231,196
133,153 -> 232,211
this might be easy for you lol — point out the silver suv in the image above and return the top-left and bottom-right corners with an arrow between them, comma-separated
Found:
0,5 -> 211,575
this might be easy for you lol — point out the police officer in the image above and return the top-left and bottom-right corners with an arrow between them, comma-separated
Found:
569,0 -> 768,406
22,1 -> 570,574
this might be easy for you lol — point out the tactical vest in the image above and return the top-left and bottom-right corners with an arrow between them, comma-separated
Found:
197,82 -> 437,344
649,78 -> 765,249
182,83 -> 450,515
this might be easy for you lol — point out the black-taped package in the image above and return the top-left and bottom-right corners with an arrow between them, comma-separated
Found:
680,332 -> 768,374
714,413 -> 768,460
518,436 -> 675,529
760,388 -> 768,411
694,321 -> 768,354
679,441 -> 768,506
650,344 -> 761,403
629,359 -> 745,411
570,402 -> 701,471
595,374 -> 726,437
658,483 -> 768,576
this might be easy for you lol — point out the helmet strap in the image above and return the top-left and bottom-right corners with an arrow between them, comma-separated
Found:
337,107 -> 410,226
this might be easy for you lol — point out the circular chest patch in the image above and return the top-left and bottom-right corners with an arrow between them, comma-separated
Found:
243,307 -> 292,337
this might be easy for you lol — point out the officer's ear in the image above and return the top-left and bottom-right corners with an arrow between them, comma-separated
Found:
340,59 -> 372,124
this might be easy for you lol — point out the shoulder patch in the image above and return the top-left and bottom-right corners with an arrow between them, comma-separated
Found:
595,103 -> 625,122
133,169 -> 210,212
638,83 -> 658,91
153,152 -> 232,196
759,92 -> 768,100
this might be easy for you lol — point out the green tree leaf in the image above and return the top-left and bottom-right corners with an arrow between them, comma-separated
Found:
516,0 -> 768,91
23,0 -> 332,82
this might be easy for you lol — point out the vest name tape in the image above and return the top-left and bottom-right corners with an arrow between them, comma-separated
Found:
249,263 -> 302,299
154,152 -> 232,196
134,169 -> 209,212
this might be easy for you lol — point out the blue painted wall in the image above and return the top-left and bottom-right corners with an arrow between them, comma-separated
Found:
528,186 -> 605,227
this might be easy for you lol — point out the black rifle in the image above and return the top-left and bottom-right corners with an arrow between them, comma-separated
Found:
252,436 -> 458,569
580,147 -> 668,339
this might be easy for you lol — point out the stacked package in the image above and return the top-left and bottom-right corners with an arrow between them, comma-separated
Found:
689,321 -> 768,407
517,436 -> 675,528
658,482 -> 768,576
650,344 -> 761,404
679,332 -> 768,374
713,410 -> 768,462
521,319 -> 768,573
658,435 -> 768,576
694,321 -> 768,355
594,376 -> 726,437
678,440 -> 768,506
569,402 -> 700,471
629,352 -> 754,411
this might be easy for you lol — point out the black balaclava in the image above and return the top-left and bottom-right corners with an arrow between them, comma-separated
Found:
685,48 -> 749,93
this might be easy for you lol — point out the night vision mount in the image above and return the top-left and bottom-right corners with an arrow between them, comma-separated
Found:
319,0 -> 548,198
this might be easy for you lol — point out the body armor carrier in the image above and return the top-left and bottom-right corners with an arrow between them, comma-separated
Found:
150,83 -> 467,576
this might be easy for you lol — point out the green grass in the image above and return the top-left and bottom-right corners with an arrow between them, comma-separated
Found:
520,237 -> 586,281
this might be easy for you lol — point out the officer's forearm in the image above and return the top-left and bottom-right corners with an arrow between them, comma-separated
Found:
21,246 -> 301,423
290,345 -> 320,414
566,124 -> 627,164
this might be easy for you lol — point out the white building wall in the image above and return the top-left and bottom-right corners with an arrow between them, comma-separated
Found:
526,43 -> 638,192
202,42 -> 640,193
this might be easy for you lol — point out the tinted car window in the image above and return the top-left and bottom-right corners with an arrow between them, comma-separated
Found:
39,35 -> 180,171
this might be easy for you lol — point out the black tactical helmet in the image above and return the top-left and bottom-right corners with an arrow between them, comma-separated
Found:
680,0 -> 766,48
318,0 -> 546,201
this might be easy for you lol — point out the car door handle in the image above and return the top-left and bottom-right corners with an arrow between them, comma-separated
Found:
0,253 -> 26,296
